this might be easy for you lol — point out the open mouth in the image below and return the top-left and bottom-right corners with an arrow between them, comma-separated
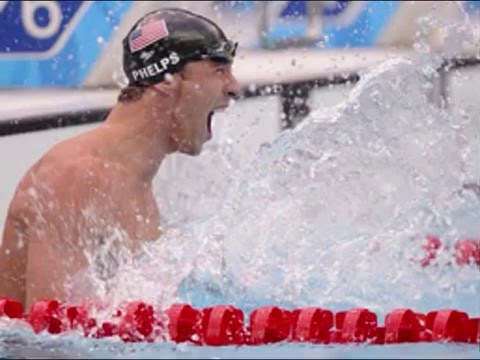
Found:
207,111 -> 214,135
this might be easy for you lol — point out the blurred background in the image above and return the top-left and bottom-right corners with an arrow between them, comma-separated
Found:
0,1 -> 478,88
0,1 -> 479,227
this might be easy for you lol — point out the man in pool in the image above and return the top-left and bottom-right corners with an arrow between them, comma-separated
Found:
0,8 -> 240,308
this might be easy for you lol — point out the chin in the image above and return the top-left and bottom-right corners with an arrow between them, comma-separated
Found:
180,144 -> 203,156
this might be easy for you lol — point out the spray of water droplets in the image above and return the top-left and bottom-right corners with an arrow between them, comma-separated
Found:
93,53 -> 478,320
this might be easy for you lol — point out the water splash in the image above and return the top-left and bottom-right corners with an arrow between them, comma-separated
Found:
117,53 -> 480,319
65,4 -> 480,320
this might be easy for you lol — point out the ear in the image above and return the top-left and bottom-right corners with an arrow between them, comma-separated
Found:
152,73 -> 182,96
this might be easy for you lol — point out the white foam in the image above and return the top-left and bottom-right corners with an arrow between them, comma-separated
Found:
125,52 -> 480,317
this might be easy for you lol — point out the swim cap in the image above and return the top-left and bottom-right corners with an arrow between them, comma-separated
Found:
122,8 -> 237,86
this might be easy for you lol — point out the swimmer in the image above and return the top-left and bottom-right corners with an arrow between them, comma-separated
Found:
0,8 -> 240,308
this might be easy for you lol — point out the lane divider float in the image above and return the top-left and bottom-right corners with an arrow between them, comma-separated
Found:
1,299 -> 478,345
417,237 -> 479,267
0,238 -> 478,345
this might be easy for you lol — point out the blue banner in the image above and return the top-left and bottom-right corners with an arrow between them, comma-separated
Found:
0,0 -> 132,87
259,1 -> 400,49
0,1 -> 86,56
1,1 -> 471,89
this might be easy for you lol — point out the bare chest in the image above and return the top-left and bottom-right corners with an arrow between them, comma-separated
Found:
114,189 -> 161,241
84,181 -> 161,241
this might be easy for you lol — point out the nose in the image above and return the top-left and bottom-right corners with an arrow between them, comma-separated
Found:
225,72 -> 241,100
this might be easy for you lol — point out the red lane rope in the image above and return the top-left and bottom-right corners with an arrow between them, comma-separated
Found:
0,238 -> 478,345
1,298 -> 478,345
418,237 -> 479,267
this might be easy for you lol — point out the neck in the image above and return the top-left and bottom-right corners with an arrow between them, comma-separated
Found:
98,96 -> 173,184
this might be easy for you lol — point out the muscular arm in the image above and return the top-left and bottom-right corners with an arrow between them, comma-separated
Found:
1,157 -> 158,308
24,219 -> 82,309
1,162 -> 98,308
0,196 -> 82,308
0,211 -> 28,305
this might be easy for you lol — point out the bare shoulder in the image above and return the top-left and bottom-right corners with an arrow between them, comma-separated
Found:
8,140 -> 110,217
